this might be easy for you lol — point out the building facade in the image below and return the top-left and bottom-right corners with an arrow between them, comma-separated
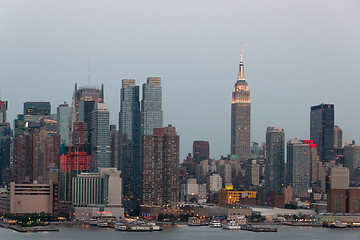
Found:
72,168 -> 122,207
9,182 -> 60,214
343,143 -> 360,181
286,139 -> 311,198
193,141 -> 210,162
231,52 -> 250,160
142,125 -> 179,208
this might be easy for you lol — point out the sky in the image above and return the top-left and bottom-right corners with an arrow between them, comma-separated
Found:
0,0 -> 360,160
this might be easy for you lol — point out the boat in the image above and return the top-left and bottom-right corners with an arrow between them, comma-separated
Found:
114,222 -> 127,231
222,220 -> 241,230
147,222 -> 163,231
209,219 -> 222,228
188,217 -> 201,226
127,224 -> 152,231
88,219 -> 98,226
331,221 -> 347,228
97,219 -> 109,227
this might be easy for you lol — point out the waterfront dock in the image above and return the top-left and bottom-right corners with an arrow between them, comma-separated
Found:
0,222 -> 59,233
241,225 -> 277,232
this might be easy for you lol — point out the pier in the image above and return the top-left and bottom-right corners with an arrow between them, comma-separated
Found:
241,225 -> 277,232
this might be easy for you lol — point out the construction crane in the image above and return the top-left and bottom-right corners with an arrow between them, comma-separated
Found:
65,91 -> 75,202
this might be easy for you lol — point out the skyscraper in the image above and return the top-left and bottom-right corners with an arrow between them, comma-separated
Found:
286,139 -> 311,198
141,77 -> 163,135
142,125 -> 179,208
310,104 -> 335,162
265,127 -> 285,193
0,122 -> 11,185
57,103 -> 70,146
231,51 -> 250,160
74,83 -> 104,121
91,102 -> 111,169
119,79 -> 141,213
193,140 -> 210,162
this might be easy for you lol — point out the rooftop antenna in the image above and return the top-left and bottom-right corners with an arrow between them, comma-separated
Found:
88,57 -> 91,86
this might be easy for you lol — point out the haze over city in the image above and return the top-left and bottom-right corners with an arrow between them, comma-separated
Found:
1,0 -> 359,160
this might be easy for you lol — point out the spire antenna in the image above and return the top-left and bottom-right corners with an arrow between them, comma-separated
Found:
240,42 -> 243,62
237,43 -> 245,80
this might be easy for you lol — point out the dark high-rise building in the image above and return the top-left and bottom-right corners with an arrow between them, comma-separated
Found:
110,124 -> 119,169
310,104 -> 335,162
0,122 -> 11,185
231,51 -> 251,160
0,100 -> 8,123
265,127 -> 285,193
141,77 -> 163,135
193,140 -> 210,161
119,79 -> 141,213
142,125 -> 179,208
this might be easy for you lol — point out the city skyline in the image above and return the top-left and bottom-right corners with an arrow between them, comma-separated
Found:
1,1 -> 359,160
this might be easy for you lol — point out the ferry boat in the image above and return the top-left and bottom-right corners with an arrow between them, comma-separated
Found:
209,219 -> 222,228
127,224 -> 152,231
114,222 -> 127,231
147,222 -> 162,231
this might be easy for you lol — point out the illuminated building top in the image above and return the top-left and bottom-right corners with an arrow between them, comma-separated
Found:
232,50 -> 250,104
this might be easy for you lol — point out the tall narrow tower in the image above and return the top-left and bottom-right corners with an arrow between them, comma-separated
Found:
141,77 -> 163,135
119,79 -> 141,214
231,51 -> 251,160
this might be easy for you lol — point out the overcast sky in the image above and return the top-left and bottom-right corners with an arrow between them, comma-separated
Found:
1,0 -> 359,160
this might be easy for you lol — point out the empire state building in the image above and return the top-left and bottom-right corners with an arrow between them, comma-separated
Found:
231,51 -> 250,160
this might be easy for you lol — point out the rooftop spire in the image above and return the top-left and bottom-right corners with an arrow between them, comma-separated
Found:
88,57 -> 91,86
237,47 -> 245,80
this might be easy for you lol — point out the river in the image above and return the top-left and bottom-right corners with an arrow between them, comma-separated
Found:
1,224 -> 359,240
